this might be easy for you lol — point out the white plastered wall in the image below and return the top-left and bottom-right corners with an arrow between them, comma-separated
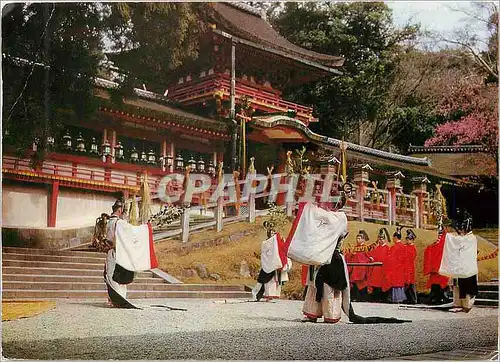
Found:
56,190 -> 116,228
2,184 -> 48,227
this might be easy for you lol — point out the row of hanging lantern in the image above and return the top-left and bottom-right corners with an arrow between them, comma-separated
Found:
47,130 -> 217,175
58,131 -> 126,159
172,153 -> 216,176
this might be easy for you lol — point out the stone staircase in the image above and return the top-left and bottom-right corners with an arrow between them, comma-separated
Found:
475,281 -> 498,307
2,247 -> 252,300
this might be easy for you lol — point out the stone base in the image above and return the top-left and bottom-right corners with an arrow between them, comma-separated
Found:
2,225 -> 94,250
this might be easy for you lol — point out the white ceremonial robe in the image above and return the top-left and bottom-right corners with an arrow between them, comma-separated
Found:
439,232 -> 478,278
302,266 -> 343,323
104,216 -> 158,308
252,258 -> 293,301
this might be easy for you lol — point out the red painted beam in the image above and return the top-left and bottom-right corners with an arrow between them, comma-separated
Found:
48,181 -> 59,227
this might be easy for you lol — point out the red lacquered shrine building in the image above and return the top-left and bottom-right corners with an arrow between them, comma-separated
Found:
2,3 -> 433,230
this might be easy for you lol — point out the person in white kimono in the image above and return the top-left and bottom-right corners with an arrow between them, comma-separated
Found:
104,199 -> 137,308
252,221 -> 292,302
302,243 -> 347,323
448,211 -> 478,312
253,258 -> 293,302
407,210 -> 479,314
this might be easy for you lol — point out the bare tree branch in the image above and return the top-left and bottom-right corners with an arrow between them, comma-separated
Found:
441,36 -> 498,79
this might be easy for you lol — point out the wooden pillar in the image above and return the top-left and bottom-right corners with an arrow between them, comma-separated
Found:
161,139 -> 167,172
353,166 -> 371,222
276,149 -> 287,206
47,181 -> 59,227
319,159 -> 339,209
386,171 -> 405,226
111,130 -> 116,164
215,192 -> 224,232
230,40 -> 238,172
181,205 -> 191,243
169,143 -> 175,173
102,128 -> 108,163
411,176 -> 430,229
248,191 -> 256,223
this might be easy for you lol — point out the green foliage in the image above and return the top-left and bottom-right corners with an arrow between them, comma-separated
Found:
270,2 -> 420,149
105,3 -> 210,87
2,3 -> 105,157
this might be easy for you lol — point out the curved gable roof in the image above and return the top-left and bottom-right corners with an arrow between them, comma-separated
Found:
211,3 -> 344,68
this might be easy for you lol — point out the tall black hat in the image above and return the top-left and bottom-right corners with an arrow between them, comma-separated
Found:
437,221 -> 444,235
461,210 -> 473,233
406,229 -> 417,240
378,227 -> 390,241
452,208 -> 473,234
112,198 -> 124,212
357,230 -> 369,241
393,226 -> 403,239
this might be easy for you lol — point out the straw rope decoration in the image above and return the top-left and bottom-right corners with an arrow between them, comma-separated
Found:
342,241 -> 378,254
477,248 -> 498,261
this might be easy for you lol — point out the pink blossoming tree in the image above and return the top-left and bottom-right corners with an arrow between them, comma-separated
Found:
425,80 -> 498,177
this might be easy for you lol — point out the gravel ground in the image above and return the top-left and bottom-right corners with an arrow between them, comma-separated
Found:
2,299 -> 498,360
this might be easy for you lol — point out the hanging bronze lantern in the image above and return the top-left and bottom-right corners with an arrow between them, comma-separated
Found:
207,160 -> 216,176
175,153 -> 184,170
197,156 -> 205,173
115,141 -> 124,160
62,131 -> 72,151
101,140 -> 111,156
89,137 -> 99,155
147,149 -> 156,164
187,155 -> 197,171
76,133 -> 86,153
130,146 -> 139,163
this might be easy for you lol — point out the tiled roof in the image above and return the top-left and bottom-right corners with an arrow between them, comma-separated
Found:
408,145 -> 487,153
94,77 -> 229,134
252,115 -> 430,166
211,3 -> 344,68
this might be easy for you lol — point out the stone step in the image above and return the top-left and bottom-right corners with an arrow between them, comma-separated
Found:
2,246 -> 106,258
2,259 -> 104,270
2,274 -> 160,284
478,282 -> 499,292
2,289 -> 252,299
2,252 -> 106,264
477,290 -> 498,300
2,281 -> 246,292
2,267 -> 153,278
475,298 -> 498,307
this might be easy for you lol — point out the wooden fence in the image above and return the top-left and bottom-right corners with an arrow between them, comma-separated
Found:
152,173 -> 438,242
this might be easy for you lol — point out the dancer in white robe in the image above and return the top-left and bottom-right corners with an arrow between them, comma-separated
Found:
440,211 -> 478,312
252,221 -> 292,301
293,202 -> 411,324
102,198 -> 158,308
302,249 -> 345,323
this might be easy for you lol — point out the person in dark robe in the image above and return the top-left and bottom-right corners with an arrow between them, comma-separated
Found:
403,229 -> 418,304
367,228 -> 391,302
